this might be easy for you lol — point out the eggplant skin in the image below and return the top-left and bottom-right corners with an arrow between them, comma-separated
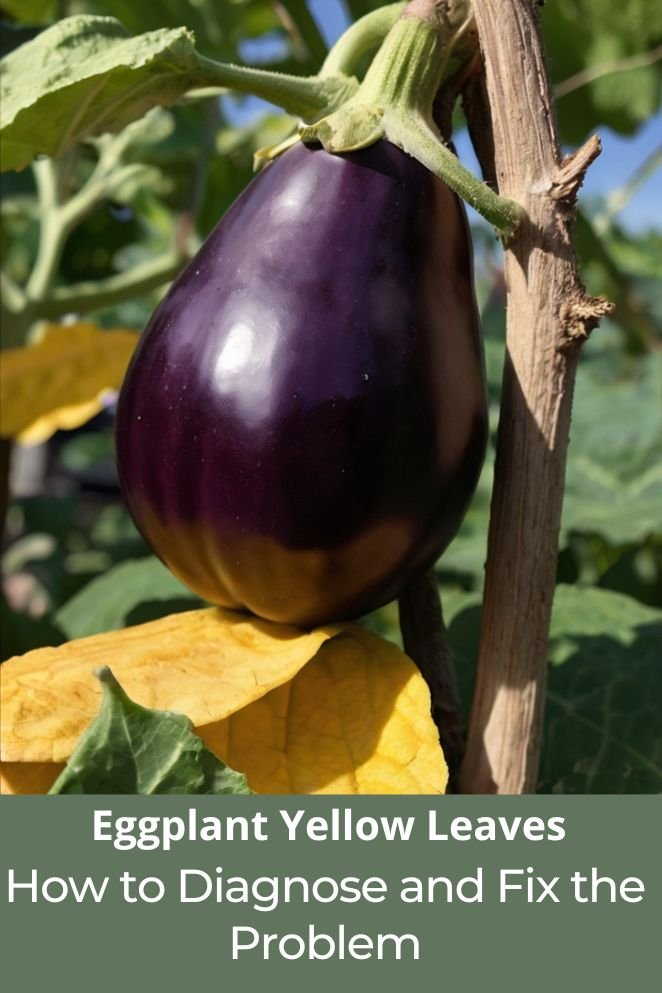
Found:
116,140 -> 487,627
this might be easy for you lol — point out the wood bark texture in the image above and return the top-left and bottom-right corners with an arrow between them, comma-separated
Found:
460,0 -> 613,793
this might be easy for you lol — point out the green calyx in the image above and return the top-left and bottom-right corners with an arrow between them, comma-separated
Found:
299,9 -> 523,238
300,16 -> 442,152
197,4 -> 407,170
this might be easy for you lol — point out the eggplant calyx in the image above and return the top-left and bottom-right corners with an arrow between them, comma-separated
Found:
253,132 -> 302,171
299,6 -> 524,239
299,103 -> 385,153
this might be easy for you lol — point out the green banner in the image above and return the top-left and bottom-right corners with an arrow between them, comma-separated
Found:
1,796 -> 660,990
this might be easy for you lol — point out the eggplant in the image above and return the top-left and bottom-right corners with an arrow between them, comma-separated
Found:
116,140 -> 487,627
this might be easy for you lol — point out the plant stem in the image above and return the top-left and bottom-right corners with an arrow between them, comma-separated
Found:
25,159 -> 67,302
24,155 -> 130,308
460,0 -> 613,794
555,44 -> 662,98
33,250 -> 187,320
359,12 -> 445,108
320,2 -> 406,77
14,133 -> 192,332
399,571 -> 466,792
0,274 -> 26,315
194,54 -> 355,118
394,118 -> 523,236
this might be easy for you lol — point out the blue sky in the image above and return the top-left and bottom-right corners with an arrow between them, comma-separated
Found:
236,0 -> 661,232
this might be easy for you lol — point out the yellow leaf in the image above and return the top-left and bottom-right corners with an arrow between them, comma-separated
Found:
198,627 -> 448,795
0,607 -> 336,764
1,763 -> 63,795
0,322 -> 138,442
18,397 -> 107,445
0,610 -> 447,795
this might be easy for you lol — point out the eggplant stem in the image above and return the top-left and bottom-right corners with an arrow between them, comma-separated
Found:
190,6 -> 409,121
320,2 -> 406,78
194,55 -> 357,121
399,571 -> 466,793
393,118 -> 524,237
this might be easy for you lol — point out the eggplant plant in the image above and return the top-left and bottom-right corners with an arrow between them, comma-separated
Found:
2,0 -> 652,797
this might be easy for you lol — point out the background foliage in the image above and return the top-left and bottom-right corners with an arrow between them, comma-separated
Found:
1,0 -> 660,793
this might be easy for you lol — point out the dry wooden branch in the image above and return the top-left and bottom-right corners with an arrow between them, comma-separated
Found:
399,570 -> 466,792
460,0 -> 614,793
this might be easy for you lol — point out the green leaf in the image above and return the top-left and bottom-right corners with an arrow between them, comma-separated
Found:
0,0 -> 55,23
563,348 -> 662,544
596,538 -> 662,608
49,667 -> 252,794
58,430 -> 115,474
542,586 -> 662,794
55,556 -> 202,638
444,586 -> 662,793
435,300 -> 660,591
576,212 -> 660,354
0,15 -> 203,173
543,0 -> 662,142
0,591 -> 64,661
438,455 -> 493,587
79,0 -> 280,60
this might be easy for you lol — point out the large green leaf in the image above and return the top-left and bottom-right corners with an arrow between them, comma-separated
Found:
50,667 -> 251,795
541,586 -> 662,794
576,212 -> 661,355
79,0 -> 280,60
445,585 -> 662,793
463,325 -> 662,556
0,16 -> 203,172
563,348 -> 662,544
437,456 -> 492,588
0,591 -> 64,661
435,290 -> 659,593
543,0 -> 662,142
0,0 -> 55,22
55,556 -> 202,638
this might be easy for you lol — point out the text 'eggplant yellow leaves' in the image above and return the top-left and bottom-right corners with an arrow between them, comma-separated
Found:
0,322 -> 138,443
1,607 -> 447,795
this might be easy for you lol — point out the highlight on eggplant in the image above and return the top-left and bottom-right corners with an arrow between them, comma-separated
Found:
115,140 -> 487,627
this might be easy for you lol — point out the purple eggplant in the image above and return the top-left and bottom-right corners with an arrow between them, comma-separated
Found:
116,140 -> 487,627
